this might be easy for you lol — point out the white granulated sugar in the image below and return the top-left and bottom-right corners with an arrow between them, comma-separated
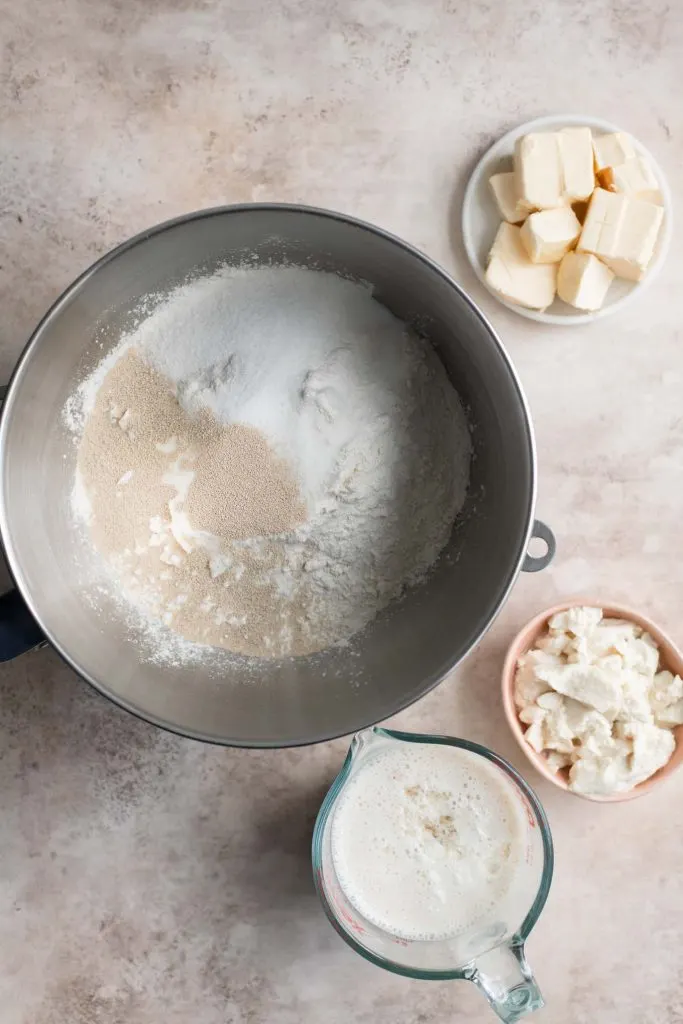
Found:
128,267 -> 449,507
66,265 -> 471,661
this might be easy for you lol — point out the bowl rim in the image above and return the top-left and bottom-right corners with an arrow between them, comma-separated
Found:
502,599 -> 683,802
0,202 -> 540,749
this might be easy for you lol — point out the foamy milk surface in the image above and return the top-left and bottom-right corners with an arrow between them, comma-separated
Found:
330,743 -> 526,941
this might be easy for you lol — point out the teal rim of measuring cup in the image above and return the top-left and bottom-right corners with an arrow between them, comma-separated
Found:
311,727 -> 554,982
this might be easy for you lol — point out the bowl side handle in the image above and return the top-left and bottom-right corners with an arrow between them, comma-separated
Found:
522,520 -> 556,573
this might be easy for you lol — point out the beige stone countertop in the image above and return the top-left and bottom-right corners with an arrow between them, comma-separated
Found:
1,1 -> 682,1021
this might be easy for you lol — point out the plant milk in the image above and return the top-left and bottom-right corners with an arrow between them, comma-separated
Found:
330,743 -> 527,941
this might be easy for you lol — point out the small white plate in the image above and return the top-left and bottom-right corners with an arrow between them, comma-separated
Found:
461,114 -> 673,325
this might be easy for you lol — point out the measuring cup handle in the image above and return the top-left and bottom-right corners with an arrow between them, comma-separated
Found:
465,940 -> 544,1022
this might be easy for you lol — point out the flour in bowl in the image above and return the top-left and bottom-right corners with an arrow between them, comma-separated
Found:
66,266 -> 471,659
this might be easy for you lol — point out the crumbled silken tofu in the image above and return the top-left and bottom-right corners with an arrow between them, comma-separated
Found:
623,629 -> 659,677
616,721 -> 675,786
489,172 -> 529,224
485,222 -> 557,310
655,701 -> 683,728
514,606 -> 679,795
535,691 -> 576,754
650,671 -> 683,726
650,669 -> 683,703
575,617 -> 643,657
568,743 -> 631,796
530,693 -> 615,760
533,659 -> 624,718
568,720 -> 673,796
548,606 -> 603,633
514,648 -> 559,708
650,670 -> 683,710
536,630 -> 572,657
520,207 -> 582,264
545,751 -> 572,774
563,699 -> 615,756
577,189 -> 664,282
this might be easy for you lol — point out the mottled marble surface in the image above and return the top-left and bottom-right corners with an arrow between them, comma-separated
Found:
1,1 -> 683,1021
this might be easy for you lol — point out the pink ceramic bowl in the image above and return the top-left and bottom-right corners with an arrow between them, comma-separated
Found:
502,600 -> 683,803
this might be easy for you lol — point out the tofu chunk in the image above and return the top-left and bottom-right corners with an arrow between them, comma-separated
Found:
654,700 -> 683,728
533,660 -> 623,718
650,671 -> 683,726
548,606 -> 603,633
650,670 -> 683,711
615,720 -> 676,787
545,751 -> 572,774
514,648 -> 563,708
516,604 -> 678,796
568,744 -> 633,795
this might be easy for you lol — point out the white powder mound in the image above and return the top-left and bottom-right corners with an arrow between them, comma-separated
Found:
66,265 -> 471,659
129,267 -> 467,511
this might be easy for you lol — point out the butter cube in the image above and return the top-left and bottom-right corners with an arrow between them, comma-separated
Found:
485,222 -> 557,310
515,133 -> 564,210
592,132 -> 635,172
515,128 -> 595,210
520,207 -> 582,264
577,188 -> 664,281
489,171 -> 528,223
557,127 -> 595,202
598,156 -> 662,205
557,252 -> 614,311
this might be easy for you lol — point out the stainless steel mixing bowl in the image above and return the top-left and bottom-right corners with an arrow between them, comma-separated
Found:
0,204 -> 553,747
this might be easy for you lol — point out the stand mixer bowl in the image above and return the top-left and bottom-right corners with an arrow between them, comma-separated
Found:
0,204 -> 552,746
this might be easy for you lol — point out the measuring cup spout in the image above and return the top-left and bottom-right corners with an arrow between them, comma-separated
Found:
465,940 -> 544,1022
347,726 -> 391,767
313,729 -> 551,1022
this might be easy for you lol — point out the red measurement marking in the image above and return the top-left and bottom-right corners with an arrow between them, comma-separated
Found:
339,902 -> 366,936
520,794 -> 536,829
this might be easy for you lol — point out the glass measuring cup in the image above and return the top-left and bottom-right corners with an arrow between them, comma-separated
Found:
312,728 -> 553,1022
